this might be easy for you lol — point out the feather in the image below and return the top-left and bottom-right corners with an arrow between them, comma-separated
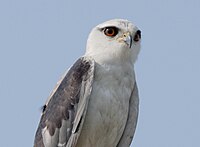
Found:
34,57 -> 95,147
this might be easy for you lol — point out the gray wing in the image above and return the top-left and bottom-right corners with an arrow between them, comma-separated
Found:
34,56 -> 95,147
117,82 -> 139,147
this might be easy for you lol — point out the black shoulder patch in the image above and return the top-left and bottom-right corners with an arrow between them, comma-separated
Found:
34,57 -> 93,147
41,105 -> 46,113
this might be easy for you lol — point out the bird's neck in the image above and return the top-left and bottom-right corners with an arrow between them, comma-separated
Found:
84,53 -> 134,67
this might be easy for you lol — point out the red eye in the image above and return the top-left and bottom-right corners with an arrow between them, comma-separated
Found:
134,30 -> 141,42
104,27 -> 118,37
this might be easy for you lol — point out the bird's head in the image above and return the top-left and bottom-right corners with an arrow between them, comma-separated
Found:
85,19 -> 141,65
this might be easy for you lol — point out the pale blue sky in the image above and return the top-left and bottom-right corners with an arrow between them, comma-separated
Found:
0,0 -> 200,146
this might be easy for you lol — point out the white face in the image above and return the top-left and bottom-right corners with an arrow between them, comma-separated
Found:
85,19 -> 141,64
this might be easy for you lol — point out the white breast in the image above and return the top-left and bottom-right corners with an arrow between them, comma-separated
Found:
76,63 -> 135,147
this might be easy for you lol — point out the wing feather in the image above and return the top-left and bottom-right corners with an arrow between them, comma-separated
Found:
117,82 -> 139,147
34,56 -> 95,147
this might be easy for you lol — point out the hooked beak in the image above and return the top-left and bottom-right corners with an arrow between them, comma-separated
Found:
123,33 -> 132,48
117,32 -> 132,48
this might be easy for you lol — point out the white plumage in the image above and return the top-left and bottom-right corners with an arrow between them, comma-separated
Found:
34,19 -> 141,147
77,19 -> 140,147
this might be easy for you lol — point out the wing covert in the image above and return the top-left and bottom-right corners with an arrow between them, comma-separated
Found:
34,56 -> 95,147
117,82 -> 139,147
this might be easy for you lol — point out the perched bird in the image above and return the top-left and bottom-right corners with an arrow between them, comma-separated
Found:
34,19 -> 141,147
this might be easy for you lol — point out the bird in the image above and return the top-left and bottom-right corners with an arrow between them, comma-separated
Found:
34,19 -> 141,147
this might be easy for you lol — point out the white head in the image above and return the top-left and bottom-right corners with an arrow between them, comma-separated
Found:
85,19 -> 141,65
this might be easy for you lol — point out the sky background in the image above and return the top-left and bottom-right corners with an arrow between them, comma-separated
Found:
0,0 -> 200,146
